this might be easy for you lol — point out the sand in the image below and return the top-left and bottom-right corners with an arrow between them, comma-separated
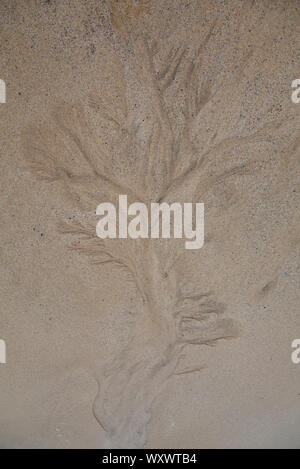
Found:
0,0 -> 299,449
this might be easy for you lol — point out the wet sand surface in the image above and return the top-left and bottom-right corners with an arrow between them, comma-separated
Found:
0,0 -> 299,448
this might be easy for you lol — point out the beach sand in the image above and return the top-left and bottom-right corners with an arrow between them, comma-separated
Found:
0,0 -> 299,448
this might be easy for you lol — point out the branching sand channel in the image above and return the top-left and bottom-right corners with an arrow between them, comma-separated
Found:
23,1 -> 299,449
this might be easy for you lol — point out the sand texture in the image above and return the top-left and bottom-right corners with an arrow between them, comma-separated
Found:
0,0 -> 299,449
